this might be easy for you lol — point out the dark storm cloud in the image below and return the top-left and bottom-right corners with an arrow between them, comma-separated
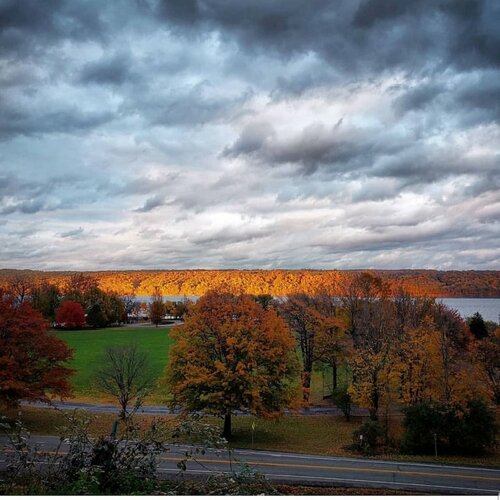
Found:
0,0 -> 105,57
0,172 -> 85,215
156,0 -> 500,80
224,121 -> 409,176
0,96 -> 114,140
79,51 -> 134,86
393,82 -> 446,114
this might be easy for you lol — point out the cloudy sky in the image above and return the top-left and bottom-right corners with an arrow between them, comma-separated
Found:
0,0 -> 499,270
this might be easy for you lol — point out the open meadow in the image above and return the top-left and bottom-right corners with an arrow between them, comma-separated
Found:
54,325 -> 336,405
55,325 -> 174,403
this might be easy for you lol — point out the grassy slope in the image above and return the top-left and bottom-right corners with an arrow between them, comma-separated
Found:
55,326 -> 174,403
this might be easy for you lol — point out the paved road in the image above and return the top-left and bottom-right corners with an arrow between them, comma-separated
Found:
24,400 -> 369,416
1,435 -> 498,494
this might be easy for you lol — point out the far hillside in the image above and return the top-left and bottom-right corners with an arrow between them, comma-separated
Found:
0,269 -> 499,297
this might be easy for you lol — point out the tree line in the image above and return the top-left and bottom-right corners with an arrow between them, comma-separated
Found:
4,273 -> 189,329
166,273 -> 499,451
1,268 -> 499,298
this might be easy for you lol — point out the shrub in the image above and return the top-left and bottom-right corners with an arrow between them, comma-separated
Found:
402,399 -> 497,455
459,398 -> 497,454
351,420 -> 385,455
332,387 -> 352,421
0,412 -> 276,495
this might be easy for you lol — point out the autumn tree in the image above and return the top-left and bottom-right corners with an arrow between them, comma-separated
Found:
397,317 -> 445,405
277,295 -> 316,402
0,289 -> 74,405
342,274 -> 398,420
55,300 -> 85,329
86,302 -> 107,328
63,273 -> 100,307
30,282 -> 61,323
166,291 -> 299,438
475,330 -> 500,404
312,293 -> 351,392
95,344 -> 153,420
430,303 -> 472,403
149,287 -> 164,327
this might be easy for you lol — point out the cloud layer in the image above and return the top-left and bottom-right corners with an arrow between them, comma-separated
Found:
0,0 -> 499,270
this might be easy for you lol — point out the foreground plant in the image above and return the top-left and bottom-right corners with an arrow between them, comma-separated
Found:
0,410 -> 276,495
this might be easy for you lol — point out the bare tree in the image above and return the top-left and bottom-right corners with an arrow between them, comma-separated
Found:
95,344 -> 154,420
7,273 -> 34,305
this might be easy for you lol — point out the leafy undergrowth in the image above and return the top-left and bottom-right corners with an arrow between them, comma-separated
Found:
1,406 -> 498,468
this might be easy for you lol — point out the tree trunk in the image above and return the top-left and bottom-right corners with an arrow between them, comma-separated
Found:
332,362 -> 337,390
223,413 -> 232,439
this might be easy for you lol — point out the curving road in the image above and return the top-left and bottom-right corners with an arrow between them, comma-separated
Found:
1,435 -> 499,494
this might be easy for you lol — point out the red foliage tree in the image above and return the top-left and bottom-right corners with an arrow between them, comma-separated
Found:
56,300 -> 85,328
0,289 -> 74,406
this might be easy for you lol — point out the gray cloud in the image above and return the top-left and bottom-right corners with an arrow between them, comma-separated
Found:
79,51 -> 134,86
0,96 -> 114,140
135,194 -> 166,213
60,227 -> 84,239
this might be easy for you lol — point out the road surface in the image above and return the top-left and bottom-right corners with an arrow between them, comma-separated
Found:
24,399 -> 369,416
1,435 -> 499,494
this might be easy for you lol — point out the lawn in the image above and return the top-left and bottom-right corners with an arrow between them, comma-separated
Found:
55,325 -> 174,403
54,325 -> 343,406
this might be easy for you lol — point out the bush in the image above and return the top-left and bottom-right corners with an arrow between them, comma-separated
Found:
401,401 -> 459,454
332,387 -> 352,421
351,420 -> 385,455
402,399 -> 497,455
459,398 -> 498,454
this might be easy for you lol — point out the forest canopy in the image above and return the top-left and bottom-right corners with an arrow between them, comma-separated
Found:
0,269 -> 498,298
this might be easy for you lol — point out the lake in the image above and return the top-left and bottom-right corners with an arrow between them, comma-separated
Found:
438,298 -> 499,323
136,295 -> 500,323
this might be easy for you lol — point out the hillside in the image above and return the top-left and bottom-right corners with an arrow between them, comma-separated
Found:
0,269 -> 499,298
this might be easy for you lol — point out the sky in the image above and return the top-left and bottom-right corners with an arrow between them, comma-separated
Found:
0,0 -> 499,271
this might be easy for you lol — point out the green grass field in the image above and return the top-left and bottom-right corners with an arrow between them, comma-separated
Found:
55,326 -> 174,403
55,325 -> 342,405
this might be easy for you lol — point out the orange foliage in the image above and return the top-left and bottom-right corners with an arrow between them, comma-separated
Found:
165,291 -> 300,429
0,269 -> 498,298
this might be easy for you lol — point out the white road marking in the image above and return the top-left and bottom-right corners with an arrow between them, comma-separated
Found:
156,467 -> 499,494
